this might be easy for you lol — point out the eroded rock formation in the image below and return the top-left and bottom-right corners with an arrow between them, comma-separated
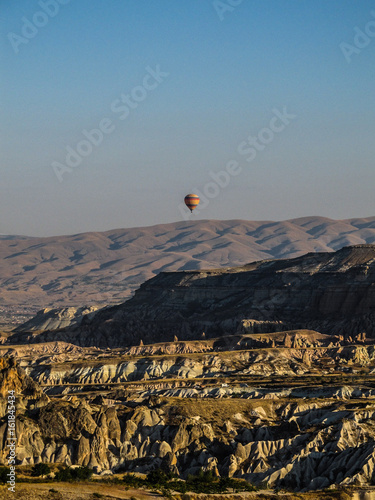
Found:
9,244 -> 375,348
1,344 -> 375,492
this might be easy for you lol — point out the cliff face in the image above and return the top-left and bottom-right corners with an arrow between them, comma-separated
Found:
13,306 -> 100,333
11,244 -> 375,348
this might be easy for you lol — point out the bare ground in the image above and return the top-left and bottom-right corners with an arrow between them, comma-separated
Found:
0,482 -> 162,500
0,483 -> 358,500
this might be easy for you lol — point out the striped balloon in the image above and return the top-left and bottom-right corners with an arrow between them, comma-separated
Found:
184,193 -> 200,212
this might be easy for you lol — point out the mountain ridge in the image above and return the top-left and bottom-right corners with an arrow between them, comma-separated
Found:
9,243 -> 375,347
1,216 -> 375,318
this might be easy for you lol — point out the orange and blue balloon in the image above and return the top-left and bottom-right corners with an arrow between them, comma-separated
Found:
184,194 -> 200,213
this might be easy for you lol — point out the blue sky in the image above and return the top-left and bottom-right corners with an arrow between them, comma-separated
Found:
1,0 -> 374,236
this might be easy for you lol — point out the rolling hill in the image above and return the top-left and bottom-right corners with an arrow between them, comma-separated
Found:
1,216 -> 375,318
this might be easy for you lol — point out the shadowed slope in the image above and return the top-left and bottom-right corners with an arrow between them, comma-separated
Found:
9,244 -> 375,347
1,217 -> 375,315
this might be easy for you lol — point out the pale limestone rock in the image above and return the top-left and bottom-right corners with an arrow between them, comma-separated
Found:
120,441 -> 138,461
77,435 -> 90,466
158,441 -> 172,458
228,454 -> 238,477
41,442 -> 56,462
55,444 -> 68,463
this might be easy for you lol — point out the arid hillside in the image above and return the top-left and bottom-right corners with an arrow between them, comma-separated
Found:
10,244 -> 375,348
2,242 -> 375,496
1,217 -> 375,323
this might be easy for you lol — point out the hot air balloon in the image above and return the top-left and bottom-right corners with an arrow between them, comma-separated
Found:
184,194 -> 200,212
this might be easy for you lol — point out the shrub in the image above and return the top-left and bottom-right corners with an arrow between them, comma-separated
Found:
31,463 -> 51,477
122,468 -> 257,495
123,473 -> 144,488
74,466 -> 93,480
55,465 -> 93,482
160,487 -> 174,500
168,469 -> 257,495
146,468 -> 171,486
55,466 -> 72,481
0,467 -> 10,484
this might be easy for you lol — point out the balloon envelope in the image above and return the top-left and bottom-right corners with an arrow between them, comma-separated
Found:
184,194 -> 200,212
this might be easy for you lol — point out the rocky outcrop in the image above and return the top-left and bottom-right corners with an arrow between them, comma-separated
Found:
23,342 -> 375,389
9,244 -> 375,348
3,382 -> 375,491
0,357 -> 46,404
3,338 -> 375,492
14,306 -> 101,332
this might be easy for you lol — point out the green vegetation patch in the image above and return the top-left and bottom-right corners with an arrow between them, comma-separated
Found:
55,465 -> 93,481
31,463 -> 51,477
123,469 -> 257,495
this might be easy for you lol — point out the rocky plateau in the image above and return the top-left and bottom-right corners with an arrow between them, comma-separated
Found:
1,216 -> 375,329
7,244 -> 375,348
2,243 -> 375,498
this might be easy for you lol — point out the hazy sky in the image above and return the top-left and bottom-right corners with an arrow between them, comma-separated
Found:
1,0 -> 374,236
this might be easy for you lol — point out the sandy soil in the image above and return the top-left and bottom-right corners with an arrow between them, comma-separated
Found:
0,482 -> 163,500
0,482 -> 359,500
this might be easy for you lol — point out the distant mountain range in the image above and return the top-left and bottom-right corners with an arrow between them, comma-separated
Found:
1,216 -> 375,313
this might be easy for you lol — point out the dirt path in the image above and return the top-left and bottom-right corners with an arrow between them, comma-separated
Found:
0,482 -> 163,500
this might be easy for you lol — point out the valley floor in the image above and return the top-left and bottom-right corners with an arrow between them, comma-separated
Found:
0,482 -> 160,499
0,482 -> 366,500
